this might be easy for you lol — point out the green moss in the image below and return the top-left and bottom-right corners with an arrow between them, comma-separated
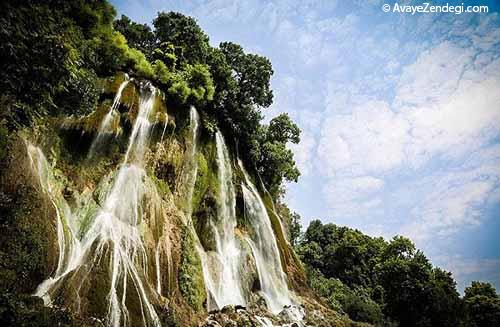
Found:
103,72 -> 129,96
150,171 -> 171,197
0,138 -> 56,295
0,122 -> 8,163
178,225 -> 206,311
119,81 -> 137,110
0,293 -> 80,327
192,137 -> 219,210
192,152 -> 209,209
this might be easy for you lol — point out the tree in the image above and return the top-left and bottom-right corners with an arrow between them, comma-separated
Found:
376,239 -> 433,326
464,281 -> 500,327
254,114 -> 301,193
465,281 -> 499,299
275,203 -> 302,248
427,268 -> 463,327
153,12 -> 210,64
299,221 -> 466,326
267,113 -> 301,144
114,15 -> 155,58
288,212 -> 302,247
219,42 -> 274,108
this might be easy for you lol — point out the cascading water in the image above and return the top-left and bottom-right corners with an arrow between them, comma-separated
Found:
28,144 -> 82,304
88,75 -> 130,158
182,119 -> 247,311
179,108 -> 218,310
203,132 -> 246,309
28,78 -> 302,325
184,107 -> 201,217
30,82 -> 162,327
238,160 -> 292,314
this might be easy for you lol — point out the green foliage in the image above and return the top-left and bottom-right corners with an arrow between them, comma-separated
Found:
258,141 -> 300,193
153,42 -> 178,69
114,15 -> 155,57
184,64 -> 215,105
342,290 -> 384,325
219,42 -> 274,108
0,0 -> 127,127
278,204 -> 302,247
298,220 -> 467,326
126,47 -> 154,79
152,60 -> 173,86
0,293 -> 75,327
465,281 -> 499,299
167,76 -> 191,105
179,226 -> 206,311
463,282 -> 500,327
300,220 -> 384,287
243,113 -> 301,194
267,113 -> 301,144
153,12 -> 210,64
307,268 -> 383,325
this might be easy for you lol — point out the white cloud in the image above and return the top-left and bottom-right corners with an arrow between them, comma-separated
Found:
317,100 -> 409,176
394,42 -> 474,108
435,256 -> 500,292
317,33 -> 500,234
322,176 -> 385,219
289,131 -> 316,176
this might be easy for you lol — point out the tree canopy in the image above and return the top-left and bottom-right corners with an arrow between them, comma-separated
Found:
0,2 -> 301,195
292,218 -> 499,326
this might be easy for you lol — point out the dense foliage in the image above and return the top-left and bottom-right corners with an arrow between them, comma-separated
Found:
0,0 -> 300,196
0,1 -> 300,325
291,218 -> 500,327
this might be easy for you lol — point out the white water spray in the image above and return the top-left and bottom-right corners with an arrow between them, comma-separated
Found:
88,76 -> 130,158
203,132 -> 246,309
238,160 -> 292,314
31,82 -> 162,327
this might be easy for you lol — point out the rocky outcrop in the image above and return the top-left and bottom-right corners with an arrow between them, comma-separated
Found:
0,73 -> 363,327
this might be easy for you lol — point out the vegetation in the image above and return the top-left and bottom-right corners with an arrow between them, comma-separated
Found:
3,1 -> 497,327
0,0 -> 299,197
289,217 -> 500,326
179,226 -> 206,311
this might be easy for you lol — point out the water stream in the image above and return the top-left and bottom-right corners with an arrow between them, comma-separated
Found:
203,132 -> 246,309
88,76 -> 130,158
31,82 -> 162,327
29,82 -> 300,325
238,160 -> 293,314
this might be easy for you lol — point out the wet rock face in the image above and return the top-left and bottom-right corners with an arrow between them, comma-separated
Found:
202,305 -> 262,327
0,73 -> 355,327
201,304 -> 309,327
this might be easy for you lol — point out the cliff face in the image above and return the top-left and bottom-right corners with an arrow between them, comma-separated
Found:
0,74 -> 359,327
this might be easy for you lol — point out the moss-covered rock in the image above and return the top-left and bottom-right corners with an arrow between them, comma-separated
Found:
0,71 -> 347,327
178,225 -> 206,311
0,136 -> 58,295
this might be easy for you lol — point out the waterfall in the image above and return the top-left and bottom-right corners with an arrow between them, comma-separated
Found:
204,132 -> 246,309
31,82 -> 162,327
185,107 -> 200,216
185,124 -> 246,311
28,144 -> 82,304
88,76 -> 130,158
238,160 -> 292,314
178,107 -> 222,310
29,81 -> 299,323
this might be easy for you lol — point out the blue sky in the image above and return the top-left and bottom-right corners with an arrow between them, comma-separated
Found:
111,0 -> 500,292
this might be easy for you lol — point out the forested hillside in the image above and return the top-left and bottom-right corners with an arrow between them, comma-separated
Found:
0,1 -> 499,327
288,219 -> 500,326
